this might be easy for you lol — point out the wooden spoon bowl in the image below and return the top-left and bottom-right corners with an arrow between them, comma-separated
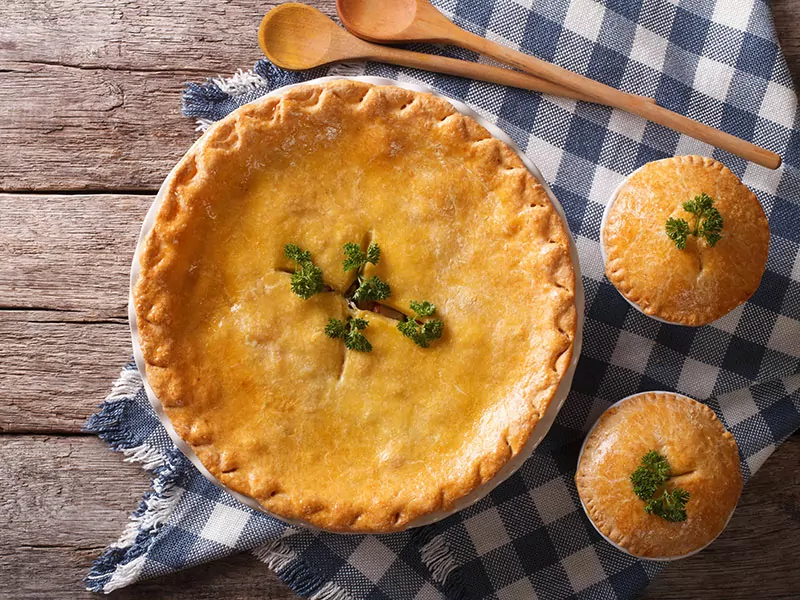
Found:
259,3 -> 338,69
336,0 -> 423,42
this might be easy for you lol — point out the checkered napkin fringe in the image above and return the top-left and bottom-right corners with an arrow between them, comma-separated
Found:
87,1 -> 800,598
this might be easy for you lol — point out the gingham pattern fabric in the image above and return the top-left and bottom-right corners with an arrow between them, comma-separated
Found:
87,0 -> 800,598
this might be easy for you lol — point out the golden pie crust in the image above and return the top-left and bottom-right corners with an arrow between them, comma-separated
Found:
576,392 -> 742,558
134,80 -> 577,532
603,155 -> 769,326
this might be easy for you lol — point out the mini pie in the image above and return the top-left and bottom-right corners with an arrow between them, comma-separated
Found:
603,155 -> 769,326
576,392 -> 742,558
134,80 -> 577,532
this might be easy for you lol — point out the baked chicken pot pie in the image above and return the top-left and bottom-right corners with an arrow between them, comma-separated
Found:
133,79 -> 578,532
602,155 -> 769,326
576,392 -> 742,559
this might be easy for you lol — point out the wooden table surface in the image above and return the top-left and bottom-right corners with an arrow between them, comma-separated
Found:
1,1 -> 799,598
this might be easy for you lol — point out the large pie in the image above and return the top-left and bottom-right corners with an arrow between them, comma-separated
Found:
134,80 -> 577,532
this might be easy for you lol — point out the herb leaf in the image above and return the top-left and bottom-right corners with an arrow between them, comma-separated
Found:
349,317 -> 369,330
397,300 -> 445,348
366,243 -> 381,265
631,450 -> 670,500
630,450 -> 689,522
665,217 -> 690,250
409,300 -> 436,317
665,192 -> 724,249
345,330 -> 372,352
324,318 -> 348,339
324,317 -> 373,352
342,242 -> 390,304
353,276 -> 391,303
284,243 -> 325,300
645,487 -> 690,522
284,243 -> 312,264
698,208 -> 723,247
343,242 -> 381,272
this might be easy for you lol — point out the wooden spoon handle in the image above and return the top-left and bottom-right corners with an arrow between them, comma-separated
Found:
369,45 -> 599,103
455,28 -> 781,169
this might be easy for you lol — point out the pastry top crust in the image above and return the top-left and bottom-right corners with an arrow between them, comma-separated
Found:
133,79 -> 576,532
603,155 -> 769,326
576,392 -> 742,558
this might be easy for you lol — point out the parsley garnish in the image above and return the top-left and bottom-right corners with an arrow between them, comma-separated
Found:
343,242 -> 391,304
325,317 -> 372,352
286,241 -> 444,352
284,243 -> 324,300
397,300 -> 445,348
353,276 -> 391,303
630,450 -> 690,522
323,241 -> 390,352
665,192 -> 723,250
343,242 -> 381,272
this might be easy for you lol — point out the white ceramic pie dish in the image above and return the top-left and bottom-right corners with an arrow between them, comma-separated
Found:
129,75 -> 585,532
576,391 -> 737,561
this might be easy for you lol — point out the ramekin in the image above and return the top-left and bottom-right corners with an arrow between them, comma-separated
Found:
576,391 -> 737,561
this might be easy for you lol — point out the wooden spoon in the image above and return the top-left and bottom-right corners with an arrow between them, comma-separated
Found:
337,0 -> 781,169
259,3 -> 603,103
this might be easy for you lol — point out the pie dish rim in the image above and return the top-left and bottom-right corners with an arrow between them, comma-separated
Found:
128,75 -> 585,532
576,391 -> 738,561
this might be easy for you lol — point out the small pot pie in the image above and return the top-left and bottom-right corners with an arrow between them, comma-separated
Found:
133,80 -> 577,532
602,156 -> 769,326
576,392 -> 742,559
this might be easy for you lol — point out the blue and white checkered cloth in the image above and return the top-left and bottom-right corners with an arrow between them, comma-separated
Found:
87,0 -> 800,598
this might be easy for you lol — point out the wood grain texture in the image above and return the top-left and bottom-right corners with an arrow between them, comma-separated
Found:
0,66 -> 205,191
773,1 -> 800,82
1,0 -> 799,598
0,0 -> 335,191
0,194 -> 147,314
0,311 -> 129,433
0,194 -> 143,432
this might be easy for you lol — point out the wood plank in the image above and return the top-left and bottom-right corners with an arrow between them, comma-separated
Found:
0,436 -> 151,546
0,549 -> 292,600
773,0 -> 800,84
0,66 -> 203,191
0,193 -> 143,432
0,194 -> 147,314
0,0 -> 335,191
0,0 -> 334,71
1,435 -> 798,599
0,311 -> 129,433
